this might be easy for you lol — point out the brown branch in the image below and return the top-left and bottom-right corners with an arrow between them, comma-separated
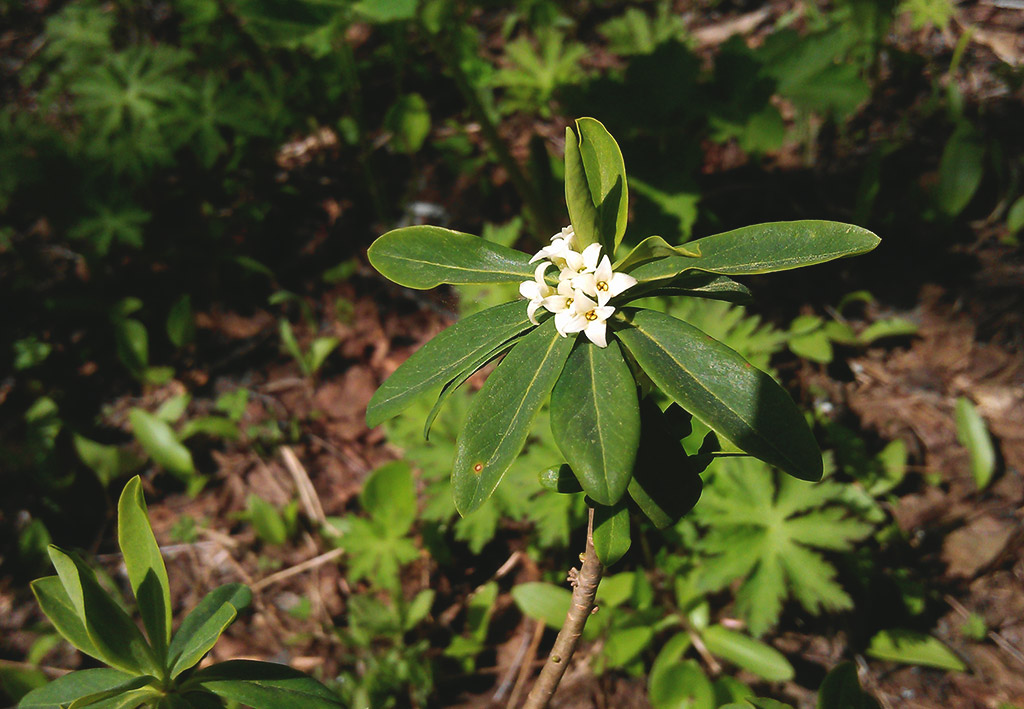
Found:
523,508 -> 604,709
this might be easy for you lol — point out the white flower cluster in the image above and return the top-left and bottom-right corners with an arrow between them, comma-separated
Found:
519,226 -> 637,348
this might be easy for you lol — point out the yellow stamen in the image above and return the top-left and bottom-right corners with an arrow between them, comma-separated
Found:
585,311 -> 598,321
565,298 -> 573,307
596,281 -> 609,291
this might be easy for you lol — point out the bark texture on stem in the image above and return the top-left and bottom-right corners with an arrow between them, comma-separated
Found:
523,508 -> 605,709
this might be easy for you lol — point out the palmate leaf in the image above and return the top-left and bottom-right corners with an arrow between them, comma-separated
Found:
695,458 -> 875,635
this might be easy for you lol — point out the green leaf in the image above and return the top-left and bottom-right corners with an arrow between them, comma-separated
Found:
617,309 -> 822,482
168,584 -> 252,678
592,500 -> 631,566
166,294 -> 195,348
550,340 -> 640,505
866,629 -> 966,671
453,320 -> 574,515
696,459 -> 874,635
384,93 -> 431,153
306,337 -> 338,375
538,464 -> 584,494
66,675 -> 156,708
278,320 -> 306,375
935,124 -> 984,217
700,625 -> 794,682
1007,195 -> 1024,234
73,436 -> 137,487
366,301 -> 532,428
628,221 -> 880,283
648,659 -> 715,709
46,546 -> 158,675
423,333 -> 525,439
178,416 -> 240,441
193,660 -> 343,708
564,126 -> 601,251
628,401 -> 705,529
575,117 -> 629,255
352,0 -> 417,22
817,662 -> 880,709
603,624 -> 655,669
17,669 -> 134,709
117,477 -> 171,657
30,577 -> 102,660
955,397 -> 996,491
856,317 -> 918,344
368,226 -> 534,289
129,409 -> 195,478
510,582 -> 570,630
361,462 -> 416,535
247,495 -> 288,545
155,395 -> 190,424
614,235 -> 699,273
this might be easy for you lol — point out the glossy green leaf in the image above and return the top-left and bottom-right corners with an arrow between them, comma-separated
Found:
46,546 -> 158,675
634,272 -> 753,305
193,660 -> 343,708
628,221 -> 880,284
366,301 -> 532,428
564,126 -> 600,251
368,226 -> 534,289
615,235 -> 699,273
866,629 -> 966,671
701,625 -> 794,682
17,669 -> 134,709
538,464 -> 584,494
628,401 -> 705,529
423,332 -> 525,439
955,397 -> 996,491
128,408 -> 194,478
117,476 -> 171,657
453,320 -> 574,515
817,661 -> 881,709
361,461 -> 416,535
169,603 -> 236,679
510,582 -> 571,630
551,340 -> 640,505
575,117 -> 629,255
618,309 -> 822,482
66,675 -> 156,708
592,500 -> 631,566
648,659 -> 715,709
30,577 -> 101,660
169,584 -> 251,678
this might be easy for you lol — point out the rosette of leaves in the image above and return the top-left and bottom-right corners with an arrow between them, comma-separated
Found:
19,477 -> 342,709
366,117 -> 879,565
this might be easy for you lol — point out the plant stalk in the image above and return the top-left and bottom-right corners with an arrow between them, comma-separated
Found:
523,507 -> 604,709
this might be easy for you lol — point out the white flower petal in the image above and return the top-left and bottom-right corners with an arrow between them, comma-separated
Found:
582,243 -> 603,271
575,272 -> 598,298
526,300 -> 542,325
608,272 -> 637,298
555,310 -> 581,336
584,319 -> 608,347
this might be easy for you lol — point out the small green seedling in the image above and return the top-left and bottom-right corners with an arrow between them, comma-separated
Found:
20,476 -> 342,709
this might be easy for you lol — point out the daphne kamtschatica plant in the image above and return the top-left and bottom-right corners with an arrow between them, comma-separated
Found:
20,476 -> 342,709
366,117 -> 878,703
367,117 -> 878,538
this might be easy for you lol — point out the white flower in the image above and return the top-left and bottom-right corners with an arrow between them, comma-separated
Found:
529,225 -> 576,266
519,262 -> 554,325
561,242 -> 603,280
560,291 -> 615,348
541,279 -> 578,335
575,254 -> 638,305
